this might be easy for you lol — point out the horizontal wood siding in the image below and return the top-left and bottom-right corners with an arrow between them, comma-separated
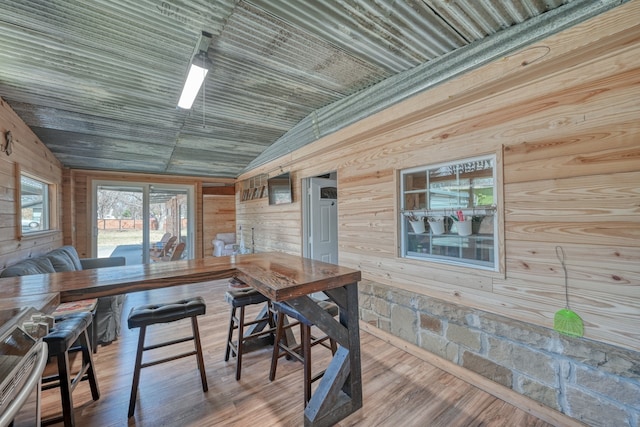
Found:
238,3 -> 640,350
0,98 -> 63,270
236,172 -> 302,255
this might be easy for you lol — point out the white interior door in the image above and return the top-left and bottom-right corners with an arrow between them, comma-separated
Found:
309,177 -> 338,264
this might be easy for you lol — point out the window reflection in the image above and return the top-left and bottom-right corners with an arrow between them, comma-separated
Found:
21,174 -> 49,233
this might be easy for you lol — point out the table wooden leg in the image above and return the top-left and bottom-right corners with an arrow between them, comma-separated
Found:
285,282 -> 362,427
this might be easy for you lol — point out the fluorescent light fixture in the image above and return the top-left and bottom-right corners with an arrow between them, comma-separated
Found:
177,52 -> 211,109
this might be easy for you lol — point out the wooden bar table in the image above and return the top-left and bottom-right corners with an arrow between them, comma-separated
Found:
0,293 -> 59,314
0,252 -> 362,427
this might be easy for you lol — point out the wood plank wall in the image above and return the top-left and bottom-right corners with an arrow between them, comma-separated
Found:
237,2 -> 640,351
0,98 -> 63,269
236,175 -> 302,255
203,193 -> 236,256
0,108 -> 235,267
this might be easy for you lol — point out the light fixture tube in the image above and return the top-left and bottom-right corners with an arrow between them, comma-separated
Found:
177,62 -> 209,109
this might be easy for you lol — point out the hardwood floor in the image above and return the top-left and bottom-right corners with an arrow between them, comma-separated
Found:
40,279 -> 554,426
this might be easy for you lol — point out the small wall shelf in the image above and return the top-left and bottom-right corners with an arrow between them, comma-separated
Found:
241,174 -> 268,202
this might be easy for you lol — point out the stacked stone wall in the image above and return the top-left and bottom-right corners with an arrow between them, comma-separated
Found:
358,280 -> 640,427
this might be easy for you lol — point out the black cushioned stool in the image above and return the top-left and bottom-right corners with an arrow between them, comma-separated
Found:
224,287 -> 275,380
269,299 -> 338,407
42,311 -> 100,427
127,296 -> 208,418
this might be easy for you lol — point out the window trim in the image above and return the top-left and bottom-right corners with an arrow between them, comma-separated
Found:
90,179 -> 195,261
15,163 -> 58,240
398,154 -> 500,272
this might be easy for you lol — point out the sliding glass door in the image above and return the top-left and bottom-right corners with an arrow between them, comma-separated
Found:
93,181 -> 193,264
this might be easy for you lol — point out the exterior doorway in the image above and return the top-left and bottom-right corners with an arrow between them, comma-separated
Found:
303,172 -> 338,264
92,181 -> 194,264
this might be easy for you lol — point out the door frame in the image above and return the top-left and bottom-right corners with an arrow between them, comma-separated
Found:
91,180 -> 195,262
302,172 -> 338,263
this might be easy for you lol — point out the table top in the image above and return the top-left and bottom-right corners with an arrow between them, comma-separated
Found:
0,252 -> 361,303
0,294 -> 60,314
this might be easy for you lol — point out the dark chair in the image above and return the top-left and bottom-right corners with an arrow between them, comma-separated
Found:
163,241 -> 186,261
150,235 -> 177,261
51,298 -> 99,353
127,296 -> 208,418
224,287 -> 275,380
42,312 -> 100,427
269,299 -> 338,406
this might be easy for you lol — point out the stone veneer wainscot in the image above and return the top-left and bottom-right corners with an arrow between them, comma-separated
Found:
358,280 -> 640,427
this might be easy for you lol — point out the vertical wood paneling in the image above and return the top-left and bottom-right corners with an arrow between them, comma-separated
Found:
203,194 -> 236,256
73,174 -> 90,258
194,182 -> 203,259
61,168 -> 74,247
238,2 -> 640,350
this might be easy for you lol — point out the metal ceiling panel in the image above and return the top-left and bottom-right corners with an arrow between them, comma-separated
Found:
249,0 -> 467,72
245,0 -> 625,172
0,0 -> 625,178
424,0 -> 571,41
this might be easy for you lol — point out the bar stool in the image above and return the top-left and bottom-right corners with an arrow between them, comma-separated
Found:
127,296 -> 208,418
42,311 -> 100,427
51,298 -> 99,353
224,287 -> 275,380
269,299 -> 338,406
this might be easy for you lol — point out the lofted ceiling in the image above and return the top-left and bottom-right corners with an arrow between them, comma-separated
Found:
0,0 -> 622,178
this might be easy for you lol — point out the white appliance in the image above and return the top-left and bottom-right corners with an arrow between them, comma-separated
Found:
0,309 -> 49,427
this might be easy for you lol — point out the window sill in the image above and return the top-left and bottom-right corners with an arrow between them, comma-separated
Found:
401,253 -> 501,275
19,229 -> 60,241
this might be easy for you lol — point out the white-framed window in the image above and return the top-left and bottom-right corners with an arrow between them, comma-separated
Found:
20,173 -> 51,234
400,155 -> 498,270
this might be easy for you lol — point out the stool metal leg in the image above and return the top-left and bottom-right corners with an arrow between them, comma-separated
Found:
128,325 -> 147,418
224,306 -> 236,362
79,329 -> 100,401
191,316 -> 208,391
57,351 -> 75,426
235,305 -> 246,381
269,310 -> 284,382
302,324 -> 312,407
91,313 -> 98,353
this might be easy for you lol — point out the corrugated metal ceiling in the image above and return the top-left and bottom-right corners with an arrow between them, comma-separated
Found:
0,0 -> 622,178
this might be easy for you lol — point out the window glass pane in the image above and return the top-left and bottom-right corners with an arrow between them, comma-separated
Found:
404,192 -> 427,210
404,171 -> 427,191
429,174 -> 471,209
96,183 -> 193,264
320,186 -> 337,199
400,156 -> 497,270
472,176 -> 494,207
21,175 -> 49,233
403,172 -> 427,209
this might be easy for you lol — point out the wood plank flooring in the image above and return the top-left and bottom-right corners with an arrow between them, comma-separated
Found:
40,279 -> 554,426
